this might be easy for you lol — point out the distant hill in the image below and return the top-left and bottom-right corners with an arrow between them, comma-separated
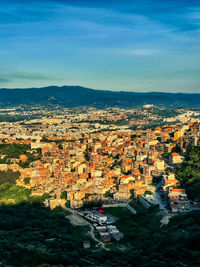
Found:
0,85 -> 200,108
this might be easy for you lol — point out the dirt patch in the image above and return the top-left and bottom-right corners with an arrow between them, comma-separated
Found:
65,214 -> 90,226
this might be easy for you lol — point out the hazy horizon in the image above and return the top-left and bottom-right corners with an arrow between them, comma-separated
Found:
0,0 -> 200,93
1,84 -> 200,95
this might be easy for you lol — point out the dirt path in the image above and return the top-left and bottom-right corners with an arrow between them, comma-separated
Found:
61,203 -> 90,226
87,225 -> 110,250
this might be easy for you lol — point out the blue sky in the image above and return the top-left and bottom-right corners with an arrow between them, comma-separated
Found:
0,0 -> 200,92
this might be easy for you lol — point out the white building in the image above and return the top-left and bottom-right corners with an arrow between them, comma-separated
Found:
86,210 -> 108,224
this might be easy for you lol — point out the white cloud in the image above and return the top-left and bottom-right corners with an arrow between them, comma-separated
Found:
109,48 -> 161,56
126,49 -> 160,56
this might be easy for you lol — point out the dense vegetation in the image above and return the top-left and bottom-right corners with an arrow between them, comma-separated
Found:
0,143 -> 30,159
151,108 -> 180,118
0,169 -> 50,205
95,207 -> 200,267
0,169 -> 20,185
0,202 -> 92,266
0,114 -> 40,122
0,201 -> 200,266
176,145 -> 200,201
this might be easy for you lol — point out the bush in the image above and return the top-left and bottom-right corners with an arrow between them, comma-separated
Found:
0,169 -> 20,186
24,178 -> 30,185
60,191 -> 67,200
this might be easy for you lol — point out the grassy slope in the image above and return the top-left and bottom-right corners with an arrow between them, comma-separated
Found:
0,182 -> 31,204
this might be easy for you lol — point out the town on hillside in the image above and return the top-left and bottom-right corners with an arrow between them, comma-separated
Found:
0,105 -> 200,242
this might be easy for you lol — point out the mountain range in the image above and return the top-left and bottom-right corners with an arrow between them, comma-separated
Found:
0,86 -> 200,108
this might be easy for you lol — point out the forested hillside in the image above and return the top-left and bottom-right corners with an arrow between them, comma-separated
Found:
176,145 -> 200,202
1,86 -> 200,108
0,202 -> 199,266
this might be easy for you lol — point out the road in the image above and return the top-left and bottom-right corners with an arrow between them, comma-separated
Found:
153,191 -> 166,210
156,177 -> 164,189
87,225 -> 109,250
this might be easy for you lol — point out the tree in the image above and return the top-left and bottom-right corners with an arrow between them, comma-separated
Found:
58,144 -> 63,150
0,169 -> 20,185
104,190 -> 113,198
84,146 -> 90,161
24,178 -> 30,185
60,191 -> 67,200
175,145 -> 200,201
131,134 -> 137,140
145,191 -> 153,195
130,189 -> 135,199
172,145 -> 182,154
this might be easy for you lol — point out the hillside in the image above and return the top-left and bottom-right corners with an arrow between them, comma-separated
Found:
0,200 -> 200,266
0,171 -> 199,266
0,86 -> 200,108
175,145 -> 200,202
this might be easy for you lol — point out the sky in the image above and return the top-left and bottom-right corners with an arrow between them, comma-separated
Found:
0,0 -> 200,92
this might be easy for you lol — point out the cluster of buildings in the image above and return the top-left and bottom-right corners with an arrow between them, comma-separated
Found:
95,224 -> 123,242
168,189 -> 189,213
0,106 -> 199,211
82,209 -> 122,242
